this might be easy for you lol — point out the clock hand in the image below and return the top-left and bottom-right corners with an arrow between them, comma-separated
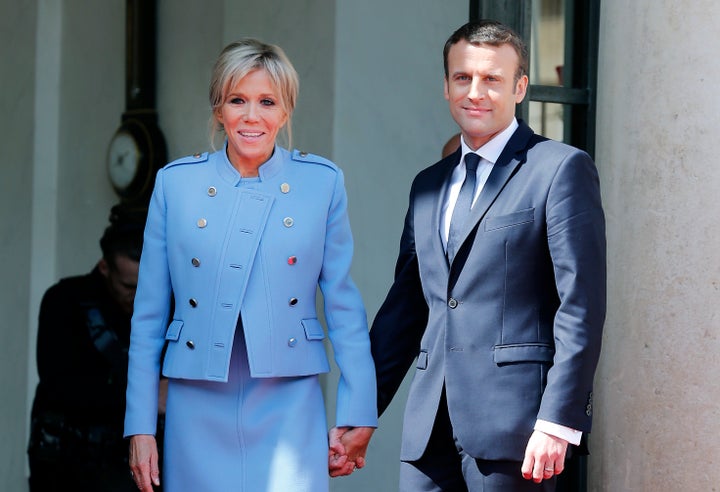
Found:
116,151 -> 130,166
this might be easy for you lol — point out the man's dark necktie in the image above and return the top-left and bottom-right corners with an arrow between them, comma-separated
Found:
447,153 -> 480,261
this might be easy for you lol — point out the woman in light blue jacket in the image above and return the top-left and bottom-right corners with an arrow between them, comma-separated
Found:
124,39 -> 377,492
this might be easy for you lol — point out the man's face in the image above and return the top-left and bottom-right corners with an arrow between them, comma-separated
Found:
99,254 -> 139,315
444,40 -> 528,150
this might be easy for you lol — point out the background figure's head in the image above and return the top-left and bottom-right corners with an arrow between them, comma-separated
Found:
443,19 -> 528,85
209,38 -> 299,150
442,133 -> 461,159
98,204 -> 145,314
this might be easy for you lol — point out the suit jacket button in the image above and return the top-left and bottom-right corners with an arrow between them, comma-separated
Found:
189,298 -> 198,307
288,337 -> 297,347
289,297 -> 298,306
191,257 -> 200,267
448,298 -> 458,308
186,340 -> 195,349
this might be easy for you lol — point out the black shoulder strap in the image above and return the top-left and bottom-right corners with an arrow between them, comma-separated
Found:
83,304 -> 129,384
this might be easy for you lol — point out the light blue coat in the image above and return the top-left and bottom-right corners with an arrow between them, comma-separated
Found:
124,145 -> 377,437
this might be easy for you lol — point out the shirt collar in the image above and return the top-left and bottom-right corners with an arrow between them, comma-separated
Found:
459,117 -> 518,165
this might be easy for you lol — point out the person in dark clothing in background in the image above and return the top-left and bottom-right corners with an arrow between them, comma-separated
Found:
27,204 -> 167,492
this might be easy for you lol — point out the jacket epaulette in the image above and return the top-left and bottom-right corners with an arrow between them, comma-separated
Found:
164,152 -> 210,169
291,149 -> 338,172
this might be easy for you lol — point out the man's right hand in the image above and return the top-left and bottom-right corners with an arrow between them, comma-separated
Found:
328,426 -> 375,477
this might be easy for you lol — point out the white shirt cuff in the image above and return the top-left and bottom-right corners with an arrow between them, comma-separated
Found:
534,419 -> 582,446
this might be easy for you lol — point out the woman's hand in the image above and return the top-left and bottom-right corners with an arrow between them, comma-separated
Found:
328,426 -> 375,477
129,434 -> 161,491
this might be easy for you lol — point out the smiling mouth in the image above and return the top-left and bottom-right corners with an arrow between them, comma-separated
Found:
239,131 -> 264,137
463,107 -> 492,118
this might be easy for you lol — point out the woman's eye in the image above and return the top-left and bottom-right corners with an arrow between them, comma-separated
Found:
261,98 -> 275,106
229,97 -> 244,104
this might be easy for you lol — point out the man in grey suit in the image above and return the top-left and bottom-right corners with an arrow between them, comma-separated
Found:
368,19 -> 606,491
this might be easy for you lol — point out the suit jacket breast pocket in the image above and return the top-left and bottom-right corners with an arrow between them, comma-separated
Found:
484,208 -> 535,232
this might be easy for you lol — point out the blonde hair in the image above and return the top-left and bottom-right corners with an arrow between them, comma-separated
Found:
208,38 -> 299,149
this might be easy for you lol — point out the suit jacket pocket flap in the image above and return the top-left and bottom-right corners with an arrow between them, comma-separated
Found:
485,208 -> 535,232
416,350 -> 428,370
302,318 -> 325,340
493,343 -> 554,364
165,319 -> 183,341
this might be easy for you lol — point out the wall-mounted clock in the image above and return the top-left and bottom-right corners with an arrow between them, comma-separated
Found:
107,117 -> 162,201
108,128 -> 140,191
107,0 -> 166,206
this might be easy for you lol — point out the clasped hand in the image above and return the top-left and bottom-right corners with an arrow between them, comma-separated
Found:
327,426 -> 375,477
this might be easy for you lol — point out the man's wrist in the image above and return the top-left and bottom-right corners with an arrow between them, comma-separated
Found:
534,419 -> 582,445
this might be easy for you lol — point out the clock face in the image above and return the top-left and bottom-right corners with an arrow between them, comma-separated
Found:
107,130 -> 141,189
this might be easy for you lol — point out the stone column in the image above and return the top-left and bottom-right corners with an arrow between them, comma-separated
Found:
590,1 -> 720,490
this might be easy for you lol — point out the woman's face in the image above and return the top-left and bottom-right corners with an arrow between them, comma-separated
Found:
215,68 -> 288,175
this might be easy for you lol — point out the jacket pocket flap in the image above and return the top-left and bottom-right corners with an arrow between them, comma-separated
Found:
416,350 -> 428,370
165,319 -> 184,341
493,343 -> 554,364
485,208 -> 535,232
301,318 -> 325,340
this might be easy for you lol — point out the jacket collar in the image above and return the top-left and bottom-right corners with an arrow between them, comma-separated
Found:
215,142 -> 285,186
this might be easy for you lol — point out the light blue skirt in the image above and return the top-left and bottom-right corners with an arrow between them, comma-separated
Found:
162,328 -> 329,492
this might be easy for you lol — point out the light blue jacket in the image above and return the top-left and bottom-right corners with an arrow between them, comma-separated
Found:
124,145 -> 377,437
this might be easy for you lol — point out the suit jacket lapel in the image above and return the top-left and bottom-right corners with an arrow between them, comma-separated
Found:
453,122 -> 534,256
436,149 -> 461,267
415,149 -> 459,273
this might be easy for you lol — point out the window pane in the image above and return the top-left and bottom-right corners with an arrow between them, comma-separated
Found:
530,0 -> 565,87
528,101 -> 564,141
